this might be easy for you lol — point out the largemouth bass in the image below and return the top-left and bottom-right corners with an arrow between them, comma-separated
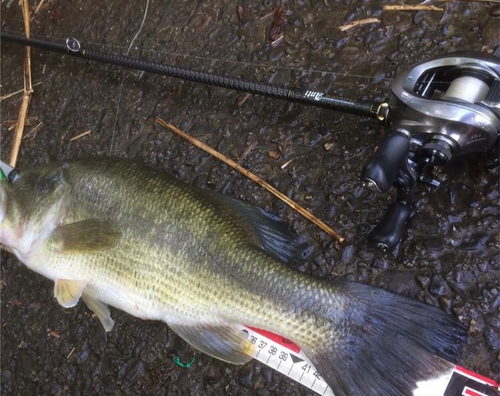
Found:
0,157 -> 467,396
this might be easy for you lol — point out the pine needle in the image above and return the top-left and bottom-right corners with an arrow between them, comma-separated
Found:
339,18 -> 381,31
383,4 -> 443,11
69,130 -> 92,142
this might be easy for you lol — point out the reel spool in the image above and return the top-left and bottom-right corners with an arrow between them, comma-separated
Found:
361,52 -> 500,251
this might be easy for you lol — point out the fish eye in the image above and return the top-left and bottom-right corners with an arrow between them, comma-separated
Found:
8,170 -> 20,183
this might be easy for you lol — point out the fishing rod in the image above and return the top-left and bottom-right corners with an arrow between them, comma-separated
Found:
1,32 -> 383,119
2,32 -> 500,251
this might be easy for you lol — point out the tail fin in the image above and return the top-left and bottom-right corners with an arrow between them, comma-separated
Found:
308,282 -> 468,396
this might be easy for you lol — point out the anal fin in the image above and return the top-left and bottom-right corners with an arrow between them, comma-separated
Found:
169,323 -> 254,365
82,292 -> 115,332
54,279 -> 87,308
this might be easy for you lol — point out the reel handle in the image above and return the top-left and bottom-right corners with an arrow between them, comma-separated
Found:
368,201 -> 412,251
361,131 -> 411,193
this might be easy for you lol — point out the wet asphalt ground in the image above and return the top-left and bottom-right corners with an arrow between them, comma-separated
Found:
1,1 -> 499,395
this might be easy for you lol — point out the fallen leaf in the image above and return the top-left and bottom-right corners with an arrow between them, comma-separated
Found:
268,150 -> 281,159
237,5 -> 244,22
324,141 -> 335,151
269,4 -> 286,42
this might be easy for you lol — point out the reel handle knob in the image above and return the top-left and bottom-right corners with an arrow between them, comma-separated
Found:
368,201 -> 412,251
361,131 -> 411,193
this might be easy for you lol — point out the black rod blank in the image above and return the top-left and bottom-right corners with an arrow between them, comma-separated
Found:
1,31 -> 381,118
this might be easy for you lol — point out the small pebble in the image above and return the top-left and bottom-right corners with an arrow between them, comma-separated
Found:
238,365 -> 254,388
469,318 -> 483,337
430,274 -> 450,297
416,274 -> 430,289
484,326 -> 500,351
491,361 -> 500,376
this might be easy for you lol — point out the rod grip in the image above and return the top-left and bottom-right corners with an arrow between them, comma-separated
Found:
361,132 -> 410,193
368,201 -> 412,251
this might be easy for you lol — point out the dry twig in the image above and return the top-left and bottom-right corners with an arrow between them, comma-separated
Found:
281,158 -> 294,169
30,0 -> 45,21
236,93 -> 251,107
237,139 -> 258,164
260,10 -> 275,20
10,0 -> 33,168
6,118 -> 33,131
156,118 -> 344,242
69,130 -> 92,142
383,4 -> 443,11
339,18 -> 381,31
22,121 -> 43,140
0,82 -> 41,101
30,0 -> 50,12
67,347 -> 76,359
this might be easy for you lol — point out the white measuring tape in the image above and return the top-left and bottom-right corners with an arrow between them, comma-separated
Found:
241,326 -> 500,396
241,325 -> 334,396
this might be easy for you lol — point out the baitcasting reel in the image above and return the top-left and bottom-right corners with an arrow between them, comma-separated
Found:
361,51 -> 500,251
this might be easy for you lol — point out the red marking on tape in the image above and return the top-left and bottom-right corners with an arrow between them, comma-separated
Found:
246,326 -> 301,354
464,388 -> 486,396
455,366 -> 500,388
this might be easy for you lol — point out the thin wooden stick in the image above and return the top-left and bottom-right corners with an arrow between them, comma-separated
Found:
383,4 -> 443,11
30,0 -> 45,21
339,18 -> 380,31
10,0 -> 33,168
237,139 -> 258,164
22,121 -> 43,140
0,82 -> 42,101
69,130 -> 92,142
67,347 -> 76,359
156,118 -> 344,242
6,118 -> 33,131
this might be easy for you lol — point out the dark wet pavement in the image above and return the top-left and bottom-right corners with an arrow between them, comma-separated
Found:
1,1 -> 499,395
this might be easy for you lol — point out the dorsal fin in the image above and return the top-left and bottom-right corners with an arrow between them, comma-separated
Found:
215,194 -> 314,267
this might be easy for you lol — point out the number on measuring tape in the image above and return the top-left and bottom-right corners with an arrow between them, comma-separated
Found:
242,326 -> 335,396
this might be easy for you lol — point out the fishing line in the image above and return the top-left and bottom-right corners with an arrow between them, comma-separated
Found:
3,27 -> 466,86
126,0 -> 150,55
110,0 -> 151,155
2,28 -> 393,83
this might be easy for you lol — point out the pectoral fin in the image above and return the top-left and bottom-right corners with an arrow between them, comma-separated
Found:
54,279 -> 87,308
82,292 -> 115,332
54,219 -> 121,253
169,323 -> 254,364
